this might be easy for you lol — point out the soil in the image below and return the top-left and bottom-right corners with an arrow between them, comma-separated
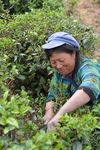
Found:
74,0 -> 100,34
66,0 -> 100,61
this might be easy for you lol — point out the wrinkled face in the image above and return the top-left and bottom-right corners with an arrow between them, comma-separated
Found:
50,51 -> 76,77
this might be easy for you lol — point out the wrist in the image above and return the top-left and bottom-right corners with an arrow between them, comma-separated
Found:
57,107 -> 66,116
45,108 -> 53,114
45,101 -> 54,111
52,114 -> 61,122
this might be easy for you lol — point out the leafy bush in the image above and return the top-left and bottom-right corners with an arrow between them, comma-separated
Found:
0,0 -> 63,15
93,0 -> 100,3
0,0 -> 45,15
0,0 -> 4,13
0,7 -> 98,97
0,102 -> 99,150
65,0 -> 78,15
0,90 -> 31,134
0,1 -> 99,149
0,89 -> 40,149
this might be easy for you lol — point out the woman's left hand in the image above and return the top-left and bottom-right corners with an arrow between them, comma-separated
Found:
47,115 -> 60,133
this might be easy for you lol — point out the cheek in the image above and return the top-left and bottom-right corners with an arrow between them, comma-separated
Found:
50,63 -> 56,68
64,61 -> 75,71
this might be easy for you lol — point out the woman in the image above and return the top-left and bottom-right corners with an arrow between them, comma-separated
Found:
42,32 -> 100,132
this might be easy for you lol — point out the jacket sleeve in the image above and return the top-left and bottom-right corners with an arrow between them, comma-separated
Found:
78,61 -> 100,103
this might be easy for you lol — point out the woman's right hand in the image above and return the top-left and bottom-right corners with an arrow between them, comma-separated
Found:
43,109 -> 54,124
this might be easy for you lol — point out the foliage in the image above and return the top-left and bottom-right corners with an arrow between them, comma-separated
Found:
0,102 -> 100,150
93,0 -> 100,3
0,0 -> 44,15
0,0 -> 100,149
0,8 -> 98,97
0,90 -> 31,134
0,89 -> 40,149
0,0 -> 64,16
58,112 -> 98,149
65,0 -> 78,15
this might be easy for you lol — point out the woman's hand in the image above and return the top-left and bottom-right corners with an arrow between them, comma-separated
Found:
43,101 -> 54,124
47,114 -> 60,133
43,108 -> 54,124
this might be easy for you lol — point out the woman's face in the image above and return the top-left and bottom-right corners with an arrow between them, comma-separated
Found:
50,51 -> 76,77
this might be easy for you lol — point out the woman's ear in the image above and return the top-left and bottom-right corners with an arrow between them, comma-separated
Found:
72,51 -> 76,59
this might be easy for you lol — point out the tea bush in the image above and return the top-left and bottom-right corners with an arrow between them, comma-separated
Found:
93,0 -> 100,3
0,7 -> 98,98
65,0 -> 78,15
0,102 -> 99,150
0,89 -> 40,149
0,0 -> 100,149
0,0 -> 44,15
0,0 -> 63,15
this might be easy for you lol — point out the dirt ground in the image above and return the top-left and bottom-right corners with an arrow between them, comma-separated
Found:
66,0 -> 100,60
74,0 -> 100,34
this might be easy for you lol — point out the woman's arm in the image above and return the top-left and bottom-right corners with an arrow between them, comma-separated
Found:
47,89 -> 90,132
57,89 -> 90,115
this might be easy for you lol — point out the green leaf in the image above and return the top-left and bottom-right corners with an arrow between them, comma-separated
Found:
4,126 -> 15,134
0,117 -> 7,126
6,117 -> 19,128
0,105 -> 6,115
7,145 -> 24,150
73,141 -> 82,150
21,89 -> 27,98
3,90 -> 9,100
20,105 -> 31,115
17,75 -> 25,80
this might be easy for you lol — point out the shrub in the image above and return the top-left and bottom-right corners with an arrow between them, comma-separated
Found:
0,0 -> 99,149
1,103 -> 99,150
0,0 -> 45,15
65,0 -> 78,15
0,0 -> 63,15
0,6 -> 98,98
93,0 -> 100,3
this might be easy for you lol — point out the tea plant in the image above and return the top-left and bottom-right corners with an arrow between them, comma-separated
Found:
1,104 -> 99,150
65,0 -> 78,15
0,0 -> 100,149
0,0 -> 45,15
93,0 -> 100,3
0,9 -> 98,97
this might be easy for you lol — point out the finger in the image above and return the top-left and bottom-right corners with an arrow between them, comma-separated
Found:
47,126 -> 50,133
52,126 -> 57,132
47,121 -> 60,132
43,115 -> 47,121
43,116 -> 46,121
47,128 -> 49,133
47,125 -> 56,133
47,122 -> 53,132
44,119 -> 49,125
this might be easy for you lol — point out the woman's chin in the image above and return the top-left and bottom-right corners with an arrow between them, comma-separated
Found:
59,71 -> 72,78
59,72 -> 66,77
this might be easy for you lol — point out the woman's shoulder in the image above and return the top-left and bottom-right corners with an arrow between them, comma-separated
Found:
77,57 -> 100,76
79,57 -> 100,68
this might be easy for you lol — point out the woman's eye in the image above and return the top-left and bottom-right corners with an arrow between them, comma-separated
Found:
59,60 -> 64,63
51,61 -> 56,65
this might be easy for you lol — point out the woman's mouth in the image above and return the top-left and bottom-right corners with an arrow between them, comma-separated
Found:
58,70 -> 64,74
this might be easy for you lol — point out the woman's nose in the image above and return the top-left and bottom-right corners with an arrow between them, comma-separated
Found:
56,63 -> 62,69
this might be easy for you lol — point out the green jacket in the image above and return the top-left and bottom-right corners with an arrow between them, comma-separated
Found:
46,58 -> 100,105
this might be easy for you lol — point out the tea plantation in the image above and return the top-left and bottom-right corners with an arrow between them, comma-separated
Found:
0,0 -> 100,149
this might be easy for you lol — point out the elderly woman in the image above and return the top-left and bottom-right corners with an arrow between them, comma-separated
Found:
42,32 -> 100,132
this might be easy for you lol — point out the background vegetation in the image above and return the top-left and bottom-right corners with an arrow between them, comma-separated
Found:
0,0 -> 100,149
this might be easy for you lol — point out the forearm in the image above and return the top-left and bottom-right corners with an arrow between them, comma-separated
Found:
56,89 -> 90,116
